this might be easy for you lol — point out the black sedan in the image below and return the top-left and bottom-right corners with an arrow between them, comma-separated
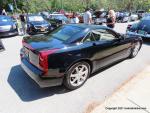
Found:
26,15 -> 52,35
127,16 -> 150,39
0,15 -> 18,38
20,24 -> 142,90
48,14 -> 69,29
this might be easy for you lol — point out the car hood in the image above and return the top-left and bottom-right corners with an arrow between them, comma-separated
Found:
23,35 -> 66,51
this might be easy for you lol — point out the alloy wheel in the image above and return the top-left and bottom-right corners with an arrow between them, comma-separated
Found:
132,41 -> 141,57
70,64 -> 89,87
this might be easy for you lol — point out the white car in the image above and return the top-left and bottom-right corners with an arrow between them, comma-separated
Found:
130,14 -> 138,21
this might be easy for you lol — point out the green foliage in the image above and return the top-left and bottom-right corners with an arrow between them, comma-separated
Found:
0,0 -> 150,13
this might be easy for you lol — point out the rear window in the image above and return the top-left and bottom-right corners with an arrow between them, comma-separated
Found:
49,25 -> 84,42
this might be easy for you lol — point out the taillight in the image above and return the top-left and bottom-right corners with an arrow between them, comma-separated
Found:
39,49 -> 59,75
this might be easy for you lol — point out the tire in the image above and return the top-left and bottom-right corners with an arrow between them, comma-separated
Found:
63,61 -> 90,90
129,41 -> 141,58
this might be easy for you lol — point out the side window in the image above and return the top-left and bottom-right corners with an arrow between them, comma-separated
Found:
92,29 -> 116,41
83,32 -> 95,42
91,31 -> 101,41
100,30 -> 116,41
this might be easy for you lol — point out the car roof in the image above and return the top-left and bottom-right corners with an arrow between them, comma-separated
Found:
66,24 -> 108,30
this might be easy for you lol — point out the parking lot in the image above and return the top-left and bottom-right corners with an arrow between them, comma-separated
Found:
0,22 -> 150,113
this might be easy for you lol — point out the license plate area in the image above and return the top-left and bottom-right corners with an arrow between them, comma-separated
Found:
29,51 -> 39,66
40,27 -> 45,31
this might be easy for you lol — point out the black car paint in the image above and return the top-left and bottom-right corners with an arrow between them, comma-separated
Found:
26,15 -> 52,35
21,24 -> 142,87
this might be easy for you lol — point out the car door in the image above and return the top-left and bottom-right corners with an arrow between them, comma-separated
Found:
91,29 -> 132,71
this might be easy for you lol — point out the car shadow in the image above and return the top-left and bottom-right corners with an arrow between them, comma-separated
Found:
7,65 -> 69,102
0,39 -> 5,52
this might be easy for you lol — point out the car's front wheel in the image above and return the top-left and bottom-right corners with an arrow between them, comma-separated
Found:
63,62 -> 90,90
130,41 -> 141,58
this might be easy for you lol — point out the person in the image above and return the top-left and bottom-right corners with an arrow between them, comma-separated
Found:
83,8 -> 92,24
106,10 -> 116,28
16,16 -> 23,35
20,11 -> 26,35
2,9 -> 7,15
70,12 -> 79,24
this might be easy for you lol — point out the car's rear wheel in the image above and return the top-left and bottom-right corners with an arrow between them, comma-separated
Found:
63,62 -> 90,90
130,41 -> 141,58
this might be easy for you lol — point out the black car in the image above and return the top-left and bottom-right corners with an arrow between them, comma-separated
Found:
127,16 -> 150,39
48,14 -> 69,29
0,15 -> 18,38
137,10 -> 145,19
26,15 -> 52,35
20,24 -> 142,90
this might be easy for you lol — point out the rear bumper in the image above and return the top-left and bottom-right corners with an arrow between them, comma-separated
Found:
21,59 -> 63,88
0,30 -> 18,38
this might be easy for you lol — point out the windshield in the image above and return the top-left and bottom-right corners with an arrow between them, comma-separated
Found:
52,15 -> 67,20
0,16 -> 12,22
28,16 -> 44,22
48,25 -> 83,42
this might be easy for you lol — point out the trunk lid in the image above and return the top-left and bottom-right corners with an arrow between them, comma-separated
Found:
23,34 -> 66,51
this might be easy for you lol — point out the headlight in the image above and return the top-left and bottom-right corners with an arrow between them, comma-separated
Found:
12,24 -> 17,29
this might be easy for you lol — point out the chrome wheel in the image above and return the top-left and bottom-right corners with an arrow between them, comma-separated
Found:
70,65 -> 88,87
64,62 -> 90,90
132,41 -> 141,57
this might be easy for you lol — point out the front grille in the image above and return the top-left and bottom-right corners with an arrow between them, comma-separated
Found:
34,26 -> 42,29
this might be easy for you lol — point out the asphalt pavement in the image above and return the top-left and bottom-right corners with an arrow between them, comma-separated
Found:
0,22 -> 150,113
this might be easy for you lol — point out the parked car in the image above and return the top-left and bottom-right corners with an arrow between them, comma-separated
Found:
116,12 -> 130,23
127,16 -> 150,39
137,10 -> 145,19
26,14 -> 52,35
0,15 -> 18,38
20,24 -> 142,90
40,11 -> 50,19
130,13 -> 138,21
93,10 -> 107,25
48,14 -> 69,29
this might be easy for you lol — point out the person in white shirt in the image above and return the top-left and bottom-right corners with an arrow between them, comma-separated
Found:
83,8 -> 92,24
70,12 -> 79,24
